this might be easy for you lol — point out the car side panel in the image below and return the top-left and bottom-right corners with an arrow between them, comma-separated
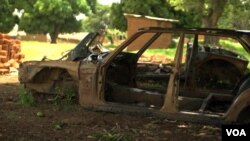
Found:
224,88 -> 250,122
78,62 -> 104,107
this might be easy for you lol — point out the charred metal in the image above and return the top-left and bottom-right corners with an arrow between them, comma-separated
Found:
19,27 -> 250,124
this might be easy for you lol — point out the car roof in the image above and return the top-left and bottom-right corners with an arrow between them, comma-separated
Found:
139,27 -> 250,36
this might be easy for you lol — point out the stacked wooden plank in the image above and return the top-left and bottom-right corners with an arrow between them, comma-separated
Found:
0,33 -> 24,73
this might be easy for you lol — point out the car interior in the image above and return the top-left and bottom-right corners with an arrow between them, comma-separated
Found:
103,31 -> 249,116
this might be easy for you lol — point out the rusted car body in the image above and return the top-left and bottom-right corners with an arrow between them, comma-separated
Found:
19,27 -> 250,124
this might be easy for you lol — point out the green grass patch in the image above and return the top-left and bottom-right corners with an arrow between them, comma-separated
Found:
88,123 -> 133,141
104,44 -> 117,49
88,130 -> 133,141
220,40 -> 250,60
21,41 -> 117,61
21,41 -> 76,61
21,40 -> 250,67
139,48 -> 177,61
143,48 -> 176,56
53,120 -> 65,130
53,86 -> 77,110
18,85 -> 35,107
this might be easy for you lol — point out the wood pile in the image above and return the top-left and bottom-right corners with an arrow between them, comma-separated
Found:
0,33 -> 24,74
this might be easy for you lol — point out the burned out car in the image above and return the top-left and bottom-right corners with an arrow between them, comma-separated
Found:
19,27 -> 250,124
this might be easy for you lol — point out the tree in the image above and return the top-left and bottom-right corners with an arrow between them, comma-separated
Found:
110,0 -> 202,31
0,0 -> 18,33
172,9 -> 202,28
110,3 -> 127,31
122,0 -> 174,18
169,0 -> 228,45
19,0 -> 90,43
219,0 -> 250,30
110,0 -> 177,31
86,0 -> 97,14
169,0 -> 228,28
82,4 -> 110,32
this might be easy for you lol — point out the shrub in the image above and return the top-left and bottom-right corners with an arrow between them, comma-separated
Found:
18,85 -> 35,107
53,86 -> 77,109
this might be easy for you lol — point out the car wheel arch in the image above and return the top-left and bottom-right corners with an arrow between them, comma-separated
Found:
224,88 -> 250,122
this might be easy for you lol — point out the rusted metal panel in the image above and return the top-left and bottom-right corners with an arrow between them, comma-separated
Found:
224,88 -> 250,122
18,28 -> 250,124
78,63 -> 103,107
161,34 -> 185,113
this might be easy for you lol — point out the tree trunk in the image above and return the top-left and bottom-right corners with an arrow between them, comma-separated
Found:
49,25 -> 61,44
202,0 -> 228,45
49,32 -> 59,44
202,0 -> 227,28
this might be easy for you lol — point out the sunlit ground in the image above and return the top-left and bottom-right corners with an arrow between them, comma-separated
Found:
20,40 -> 121,61
21,41 -> 76,61
20,39 -> 250,68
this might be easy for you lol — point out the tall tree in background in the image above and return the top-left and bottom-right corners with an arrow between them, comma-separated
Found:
19,0 -> 90,43
110,3 -> 127,31
110,0 -> 176,31
169,0 -> 228,28
122,0 -> 174,18
219,0 -> 250,30
86,0 -> 97,14
110,0 -> 202,31
82,4 -> 110,32
170,0 -> 228,45
0,0 -> 18,33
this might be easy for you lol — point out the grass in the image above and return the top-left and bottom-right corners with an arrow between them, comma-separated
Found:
88,123 -> 133,141
53,120 -> 65,130
21,41 -> 76,61
140,40 -> 250,66
20,40 -> 250,66
142,47 -> 177,59
18,85 -> 35,107
220,40 -> 250,60
53,86 -> 77,109
88,130 -> 133,141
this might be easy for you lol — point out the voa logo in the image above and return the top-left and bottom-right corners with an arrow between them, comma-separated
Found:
226,129 -> 246,136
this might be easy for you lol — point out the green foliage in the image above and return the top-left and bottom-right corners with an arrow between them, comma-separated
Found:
110,0 -> 201,30
89,130 -> 133,141
86,0 -> 97,14
89,123 -> 133,141
144,48 -> 177,59
53,86 -> 77,109
53,120 -> 65,130
0,0 -> 18,32
218,0 -> 250,29
82,4 -> 110,32
36,111 -> 45,117
174,10 -> 202,28
220,40 -> 250,65
110,3 -> 127,31
218,4 -> 234,29
169,0 -> 227,28
122,0 -> 174,18
110,0 -> 175,31
18,85 -> 35,107
107,29 -> 127,43
19,0 -> 90,43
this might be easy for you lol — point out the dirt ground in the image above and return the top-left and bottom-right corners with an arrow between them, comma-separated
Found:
0,74 -> 221,141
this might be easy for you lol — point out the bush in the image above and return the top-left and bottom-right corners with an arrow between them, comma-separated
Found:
18,85 -> 35,107
53,86 -> 77,109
